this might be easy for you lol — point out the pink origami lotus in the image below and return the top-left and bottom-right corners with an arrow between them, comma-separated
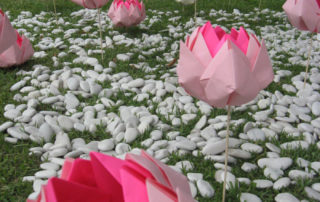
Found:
0,10 -> 17,54
27,150 -> 193,202
0,11 -> 34,68
70,0 -> 109,9
108,0 -> 146,27
177,22 -> 274,108
283,0 -> 320,33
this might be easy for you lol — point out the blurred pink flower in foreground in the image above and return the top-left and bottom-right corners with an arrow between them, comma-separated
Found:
70,0 -> 109,9
283,0 -> 320,33
0,10 -> 34,68
27,151 -> 193,202
177,21 -> 274,108
108,0 -> 146,27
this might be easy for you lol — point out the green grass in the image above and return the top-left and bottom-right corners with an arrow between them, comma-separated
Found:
4,0 -> 320,202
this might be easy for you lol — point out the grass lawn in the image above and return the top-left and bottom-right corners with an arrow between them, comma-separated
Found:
3,0 -> 320,202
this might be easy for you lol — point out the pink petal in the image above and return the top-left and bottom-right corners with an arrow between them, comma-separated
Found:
120,166 -> 149,202
89,152 -> 125,202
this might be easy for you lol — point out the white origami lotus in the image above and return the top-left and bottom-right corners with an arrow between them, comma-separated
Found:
108,0 -> 146,27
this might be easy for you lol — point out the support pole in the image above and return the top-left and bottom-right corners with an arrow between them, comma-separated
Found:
53,0 -> 58,23
98,8 -> 104,61
222,105 -> 232,202
304,33 -> 314,88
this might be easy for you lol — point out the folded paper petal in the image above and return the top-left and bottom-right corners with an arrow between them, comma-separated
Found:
0,10 -> 16,54
140,151 -> 194,202
64,158 -> 97,187
146,178 -> 177,202
126,152 -> 169,187
90,152 -> 125,202
120,166 -> 149,202
108,0 -> 146,27
44,178 -> 110,202
70,0 -> 109,9
283,0 -> 320,33
177,41 -> 207,102
177,22 -> 274,108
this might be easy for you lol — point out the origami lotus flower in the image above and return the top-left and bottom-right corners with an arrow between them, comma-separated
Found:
108,0 -> 146,27
175,0 -> 195,5
0,12 -> 34,68
27,151 -> 193,202
70,0 -> 109,9
177,22 -> 274,108
283,0 -> 320,33
0,10 -> 16,54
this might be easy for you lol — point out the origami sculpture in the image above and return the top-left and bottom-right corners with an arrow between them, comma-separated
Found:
283,0 -> 320,87
0,10 -> 16,54
177,21 -> 274,202
0,10 -> 34,68
70,0 -> 109,9
27,150 -> 194,202
177,21 -> 274,108
283,0 -> 320,33
108,0 -> 146,27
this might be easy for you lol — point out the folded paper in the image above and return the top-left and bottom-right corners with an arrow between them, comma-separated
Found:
108,0 -> 146,27
0,10 -> 17,54
27,150 -> 193,202
283,0 -> 320,33
0,11 -> 34,68
177,22 -> 274,108
70,0 -> 109,9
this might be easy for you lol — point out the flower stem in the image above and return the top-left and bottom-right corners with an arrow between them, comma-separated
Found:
53,0 -> 58,23
222,105 -> 231,202
98,8 -> 104,61
304,33 -> 314,88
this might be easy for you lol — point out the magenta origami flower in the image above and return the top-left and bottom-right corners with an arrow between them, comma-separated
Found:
27,151 -> 193,202
177,22 -> 274,108
108,0 -> 146,27
283,0 -> 320,33
70,0 -> 109,9
0,11 -> 34,68
0,10 -> 16,54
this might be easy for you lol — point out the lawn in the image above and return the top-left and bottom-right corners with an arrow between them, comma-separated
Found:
2,0 -> 320,202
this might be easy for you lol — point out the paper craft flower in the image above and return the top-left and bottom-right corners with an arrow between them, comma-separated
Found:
108,0 -> 146,27
70,0 -> 109,9
175,0 -> 195,5
0,11 -> 34,68
283,0 -> 320,33
0,10 -> 16,54
27,150 -> 193,202
177,22 -> 274,108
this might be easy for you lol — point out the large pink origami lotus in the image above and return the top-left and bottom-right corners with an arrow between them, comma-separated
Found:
0,11 -> 34,68
177,22 -> 274,108
283,0 -> 320,33
108,0 -> 146,27
0,10 -> 16,54
27,150 -> 193,202
70,0 -> 109,9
